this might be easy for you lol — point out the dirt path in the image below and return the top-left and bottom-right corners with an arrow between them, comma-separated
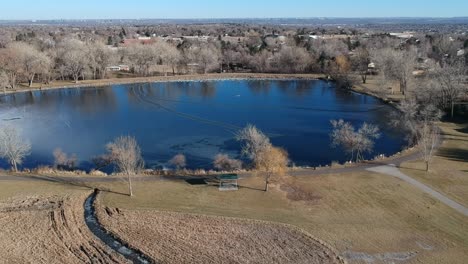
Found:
367,165 -> 468,217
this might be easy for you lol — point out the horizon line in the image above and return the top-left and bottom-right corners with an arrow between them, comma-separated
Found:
1,16 -> 468,21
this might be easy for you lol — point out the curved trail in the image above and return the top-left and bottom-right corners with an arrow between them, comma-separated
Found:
367,165 -> 468,217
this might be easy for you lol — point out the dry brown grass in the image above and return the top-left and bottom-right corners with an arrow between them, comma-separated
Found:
100,170 -> 468,264
353,76 -> 404,102
0,183 -> 127,263
96,201 -> 343,264
400,122 -> 468,206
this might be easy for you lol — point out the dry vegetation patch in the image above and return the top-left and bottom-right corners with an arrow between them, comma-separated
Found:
0,192 -> 128,263
96,202 -> 343,264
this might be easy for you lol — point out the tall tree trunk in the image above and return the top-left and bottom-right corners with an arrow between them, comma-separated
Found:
12,160 -> 17,172
400,79 -> 406,96
127,172 -> 133,197
451,101 -> 455,119
29,73 -> 35,87
264,173 -> 270,192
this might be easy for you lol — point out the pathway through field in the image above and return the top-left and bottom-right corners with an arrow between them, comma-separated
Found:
367,165 -> 468,217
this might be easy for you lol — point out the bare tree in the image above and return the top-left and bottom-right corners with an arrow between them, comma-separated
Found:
126,43 -> 159,76
106,136 -> 144,196
373,48 -> 417,96
0,29 -> 12,48
328,55 -> 356,89
87,42 -> 116,79
249,50 -> 272,73
0,71 -> 9,93
57,39 -> 89,83
392,100 -> 443,146
213,154 -> 242,171
169,153 -> 186,170
0,126 -> 31,172
434,60 -> 466,118
53,148 -> 77,170
186,44 -> 221,74
236,124 -> 272,163
271,46 -> 311,73
419,122 -> 440,172
10,42 -> 52,87
0,45 -> 22,90
330,120 -> 380,162
255,146 -> 288,192
352,47 -> 371,84
429,35 -> 460,63
154,41 -> 182,75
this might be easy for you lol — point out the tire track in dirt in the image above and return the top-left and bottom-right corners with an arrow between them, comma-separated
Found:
0,193 -> 129,263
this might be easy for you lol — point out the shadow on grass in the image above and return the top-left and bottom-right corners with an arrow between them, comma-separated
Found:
395,165 -> 428,172
238,185 -> 265,192
437,148 -> 468,163
23,174 -> 129,197
455,126 -> 468,134
443,138 -> 468,143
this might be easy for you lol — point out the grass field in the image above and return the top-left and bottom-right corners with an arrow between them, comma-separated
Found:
99,169 -> 468,264
400,121 -> 468,207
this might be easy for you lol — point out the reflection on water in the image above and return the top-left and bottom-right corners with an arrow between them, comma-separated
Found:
0,80 -> 405,170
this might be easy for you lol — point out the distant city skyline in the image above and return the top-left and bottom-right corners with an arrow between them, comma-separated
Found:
0,0 -> 467,20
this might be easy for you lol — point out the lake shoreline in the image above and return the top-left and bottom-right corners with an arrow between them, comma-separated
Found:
4,72 -> 399,107
4,73 -> 325,95
1,74 -> 416,172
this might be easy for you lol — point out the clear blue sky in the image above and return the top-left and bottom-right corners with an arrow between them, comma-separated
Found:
0,0 -> 467,20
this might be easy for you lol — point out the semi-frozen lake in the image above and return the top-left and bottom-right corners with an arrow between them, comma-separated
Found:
0,79 -> 405,170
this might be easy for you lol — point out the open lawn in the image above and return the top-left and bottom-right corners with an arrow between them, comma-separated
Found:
353,76 -> 404,102
100,170 -> 468,264
401,121 -> 468,207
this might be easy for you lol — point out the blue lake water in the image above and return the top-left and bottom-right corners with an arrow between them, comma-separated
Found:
0,79 -> 405,170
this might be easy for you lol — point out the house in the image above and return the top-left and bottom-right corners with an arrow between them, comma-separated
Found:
298,34 -> 319,40
118,65 -> 130,71
182,36 -> 210,42
106,66 -> 121,72
389,32 -> 414,39
106,65 -> 130,72
137,36 -> 151,40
